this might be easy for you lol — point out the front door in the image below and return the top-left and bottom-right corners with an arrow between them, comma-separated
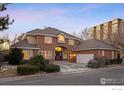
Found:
55,47 -> 63,61
55,51 -> 63,61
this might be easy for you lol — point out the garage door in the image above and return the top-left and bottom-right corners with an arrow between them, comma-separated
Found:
77,54 -> 94,66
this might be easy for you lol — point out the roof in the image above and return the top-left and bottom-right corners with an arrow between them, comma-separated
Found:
26,27 -> 81,40
10,40 -> 40,50
73,39 -> 120,51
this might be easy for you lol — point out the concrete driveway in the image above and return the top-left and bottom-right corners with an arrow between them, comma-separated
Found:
53,61 -> 90,72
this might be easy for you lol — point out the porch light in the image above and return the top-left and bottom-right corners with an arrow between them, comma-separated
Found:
55,47 -> 62,51
73,54 -> 76,57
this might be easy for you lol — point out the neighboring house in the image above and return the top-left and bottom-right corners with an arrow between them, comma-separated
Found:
89,18 -> 124,40
11,27 -> 120,63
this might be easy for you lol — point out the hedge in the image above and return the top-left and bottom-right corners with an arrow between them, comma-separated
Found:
44,64 -> 60,73
17,65 -> 40,75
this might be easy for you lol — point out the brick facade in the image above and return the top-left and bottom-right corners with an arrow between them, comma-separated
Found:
71,50 -> 119,62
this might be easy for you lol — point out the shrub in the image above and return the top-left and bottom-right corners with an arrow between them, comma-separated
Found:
4,54 -> 9,61
17,65 -> 40,75
117,58 -> 123,64
8,48 -> 23,65
29,55 -> 49,66
44,64 -> 60,73
19,60 -> 29,65
88,60 -> 99,68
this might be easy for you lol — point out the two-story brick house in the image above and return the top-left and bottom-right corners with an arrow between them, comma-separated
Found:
11,27 -> 120,63
11,27 -> 81,62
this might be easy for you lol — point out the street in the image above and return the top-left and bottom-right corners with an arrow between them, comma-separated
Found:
0,66 -> 124,85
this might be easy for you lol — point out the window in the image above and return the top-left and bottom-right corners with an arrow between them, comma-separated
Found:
101,50 -> 104,56
39,51 -> 52,59
112,51 -> 114,59
63,51 -> 68,59
45,36 -> 52,44
112,24 -> 118,33
68,39 -> 74,46
23,50 -> 33,60
57,34 -> 65,43
96,26 -> 101,40
27,36 -> 36,44
103,23 -> 109,39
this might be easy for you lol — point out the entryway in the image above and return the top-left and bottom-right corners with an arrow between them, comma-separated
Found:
55,46 -> 67,61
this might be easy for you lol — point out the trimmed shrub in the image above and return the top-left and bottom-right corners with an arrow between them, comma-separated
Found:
117,58 -> 123,64
8,48 -> 23,65
17,65 -> 40,75
108,59 -> 123,64
20,60 -> 29,65
29,55 -> 49,66
88,60 -> 99,68
44,64 -> 60,73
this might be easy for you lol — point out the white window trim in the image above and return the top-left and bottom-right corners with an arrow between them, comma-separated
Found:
44,36 -> 52,44
68,39 -> 74,46
57,34 -> 65,43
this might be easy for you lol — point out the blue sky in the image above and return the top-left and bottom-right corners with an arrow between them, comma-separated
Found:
1,3 -> 124,39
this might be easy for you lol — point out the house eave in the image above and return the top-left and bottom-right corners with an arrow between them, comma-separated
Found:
11,46 -> 40,50
26,33 -> 80,41
72,48 -> 120,52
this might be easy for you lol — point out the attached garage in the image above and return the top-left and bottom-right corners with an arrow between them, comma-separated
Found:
77,54 -> 94,63
76,54 -> 94,66
72,39 -> 120,64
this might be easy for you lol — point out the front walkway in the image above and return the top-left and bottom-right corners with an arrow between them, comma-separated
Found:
53,61 -> 90,72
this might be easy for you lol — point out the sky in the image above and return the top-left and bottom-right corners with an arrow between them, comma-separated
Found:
1,3 -> 124,40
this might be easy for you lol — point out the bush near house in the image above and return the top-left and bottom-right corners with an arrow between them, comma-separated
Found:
29,55 -> 49,71
17,55 -> 60,75
44,64 -> 60,73
29,55 -> 49,66
88,56 -> 123,68
8,48 -> 23,65
17,65 -> 40,75
108,58 -> 123,64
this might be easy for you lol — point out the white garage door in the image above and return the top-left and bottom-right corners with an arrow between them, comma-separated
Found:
77,54 -> 94,66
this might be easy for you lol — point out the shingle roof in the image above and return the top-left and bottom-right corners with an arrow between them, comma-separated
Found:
73,39 -> 120,51
26,27 -> 81,40
10,40 -> 40,49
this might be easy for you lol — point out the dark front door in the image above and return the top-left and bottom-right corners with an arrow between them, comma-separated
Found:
55,51 -> 63,61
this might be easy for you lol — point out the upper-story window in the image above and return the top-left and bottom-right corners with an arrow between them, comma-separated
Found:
45,36 -> 52,44
68,39 -> 74,46
27,36 -> 36,44
57,34 -> 65,43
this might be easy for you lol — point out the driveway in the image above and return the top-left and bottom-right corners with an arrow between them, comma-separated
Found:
53,61 -> 90,72
0,66 -> 124,85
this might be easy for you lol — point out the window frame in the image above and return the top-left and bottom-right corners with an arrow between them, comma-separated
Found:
57,34 -> 65,43
68,39 -> 75,46
44,36 -> 52,44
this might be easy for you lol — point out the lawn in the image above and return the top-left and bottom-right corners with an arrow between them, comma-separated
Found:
0,68 -> 17,78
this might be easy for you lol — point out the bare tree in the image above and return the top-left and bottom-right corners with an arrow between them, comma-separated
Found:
72,28 -> 91,40
107,32 -> 124,49
11,33 -> 26,44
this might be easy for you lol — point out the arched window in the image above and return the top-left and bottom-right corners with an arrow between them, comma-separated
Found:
57,34 -> 65,43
